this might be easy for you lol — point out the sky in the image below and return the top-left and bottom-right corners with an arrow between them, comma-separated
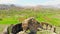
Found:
0,0 -> 60,6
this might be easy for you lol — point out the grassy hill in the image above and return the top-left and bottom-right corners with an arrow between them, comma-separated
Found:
0,5 -> 60,26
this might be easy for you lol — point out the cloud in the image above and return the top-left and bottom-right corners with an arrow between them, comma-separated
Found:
0,0 -> 16,4
0,0 -> 60,6
40,0 -> 60,5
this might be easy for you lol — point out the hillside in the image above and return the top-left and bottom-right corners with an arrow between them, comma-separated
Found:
0,4 -> 60,26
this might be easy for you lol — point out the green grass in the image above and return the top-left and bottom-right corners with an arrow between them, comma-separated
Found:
0,13 -> 60,26
0,17 -> 19,24
0,8 -> 60,26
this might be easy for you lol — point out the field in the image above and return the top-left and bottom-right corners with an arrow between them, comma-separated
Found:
0,7 -> 60,34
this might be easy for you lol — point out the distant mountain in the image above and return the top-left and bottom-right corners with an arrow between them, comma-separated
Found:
0,4 -> 10,10
0,4 -> 23,10
0,4 -> 60,10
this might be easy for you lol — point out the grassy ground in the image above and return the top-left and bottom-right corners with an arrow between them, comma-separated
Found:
0,16 -> 60,26
0,8 -> 60,26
